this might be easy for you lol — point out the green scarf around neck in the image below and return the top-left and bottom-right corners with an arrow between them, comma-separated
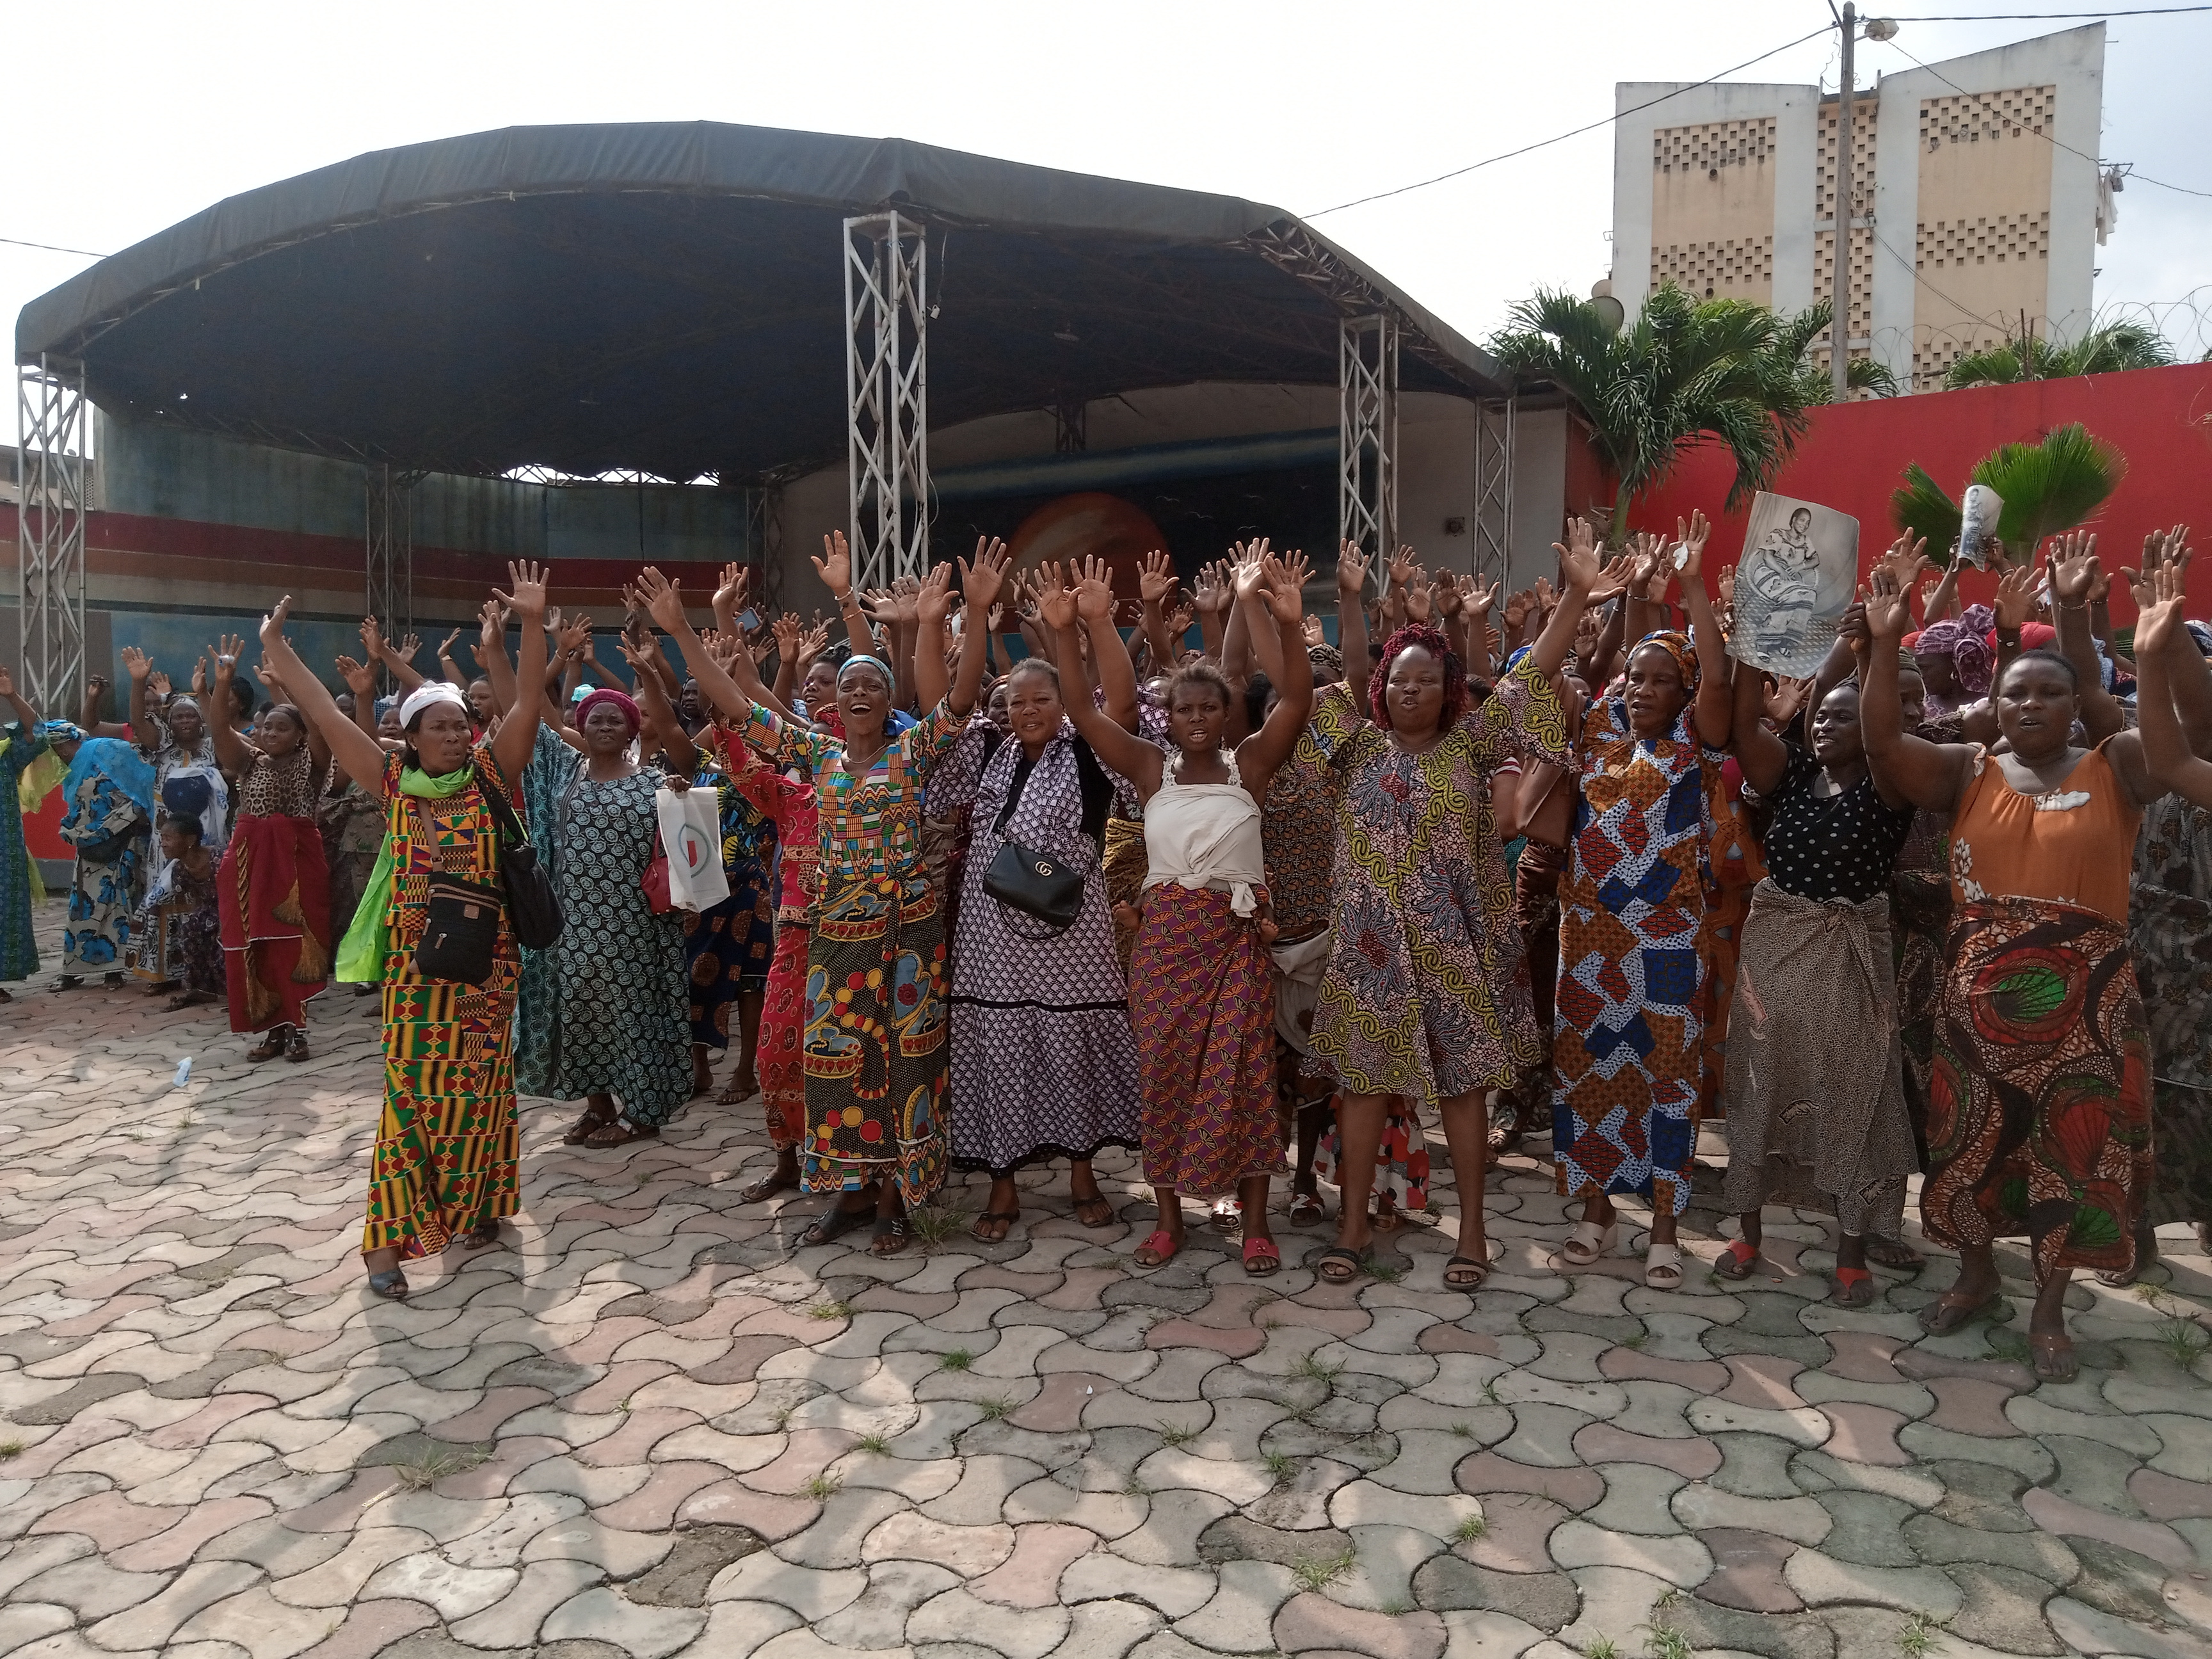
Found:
334,764 -> 476,984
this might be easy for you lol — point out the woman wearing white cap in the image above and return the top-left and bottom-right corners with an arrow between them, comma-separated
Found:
255,565 -> 552,1300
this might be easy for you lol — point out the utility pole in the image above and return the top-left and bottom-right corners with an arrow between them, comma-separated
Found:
1832,0 -> 1856,399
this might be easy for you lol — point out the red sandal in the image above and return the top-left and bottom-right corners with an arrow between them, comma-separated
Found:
1715,1238 -> 1759,1280
1242,1237 -> 1281,1277
1134,1229 -> 1181,1267
1830,1266 -> 1875,1307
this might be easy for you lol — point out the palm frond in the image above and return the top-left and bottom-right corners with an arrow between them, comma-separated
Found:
1943,346 -> 2028,390
1890,463 -> 1962,563
1971,422 -> 2126,550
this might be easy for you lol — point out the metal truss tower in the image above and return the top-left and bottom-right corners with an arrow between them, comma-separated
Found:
1473,397 -> 1516,586
844,212 -> 930,591
15,357 -> 89,716
365,464 -> 417,685
1338,314 -> 1398,583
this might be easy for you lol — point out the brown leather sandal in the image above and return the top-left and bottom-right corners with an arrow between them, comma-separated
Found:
582,1118 -> 660,1149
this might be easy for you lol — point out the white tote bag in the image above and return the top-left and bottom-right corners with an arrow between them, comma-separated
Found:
654,785 -> 731,913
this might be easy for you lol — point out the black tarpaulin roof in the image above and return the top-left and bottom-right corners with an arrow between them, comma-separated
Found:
15,121 -> 1511,483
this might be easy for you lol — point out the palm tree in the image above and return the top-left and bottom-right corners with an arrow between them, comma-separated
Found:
1942,319 -> 2175,390
1489,285 -> 1825,545
1889,422 -> 2126,563
1801,357 -> 1903,403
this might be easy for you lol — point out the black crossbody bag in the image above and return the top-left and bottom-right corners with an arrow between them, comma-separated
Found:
475,760 -> 563,950
982,737 -> 1113,935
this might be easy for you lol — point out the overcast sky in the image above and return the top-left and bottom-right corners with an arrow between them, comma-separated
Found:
6,0 -> 2209,369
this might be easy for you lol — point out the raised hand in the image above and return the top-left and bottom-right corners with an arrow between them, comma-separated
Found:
812,531 -> 853,599
1836,600 -> 1871,661
1139,549 -> 1178,608
1166,598 -> 1196,639
2045,529 -> 2099,607
1553,522 -> 1607,598
1336,541 -> 1370,601
2133,559 -> 2191,656
439,627 -> 464,659
715,561 -> 751,614
207,634 -> 248,687
147,669 -> 173,701
959,536 -> 1011,616
1260,555 -> 1305,623
1072,555 -> 1116,622
120,645 -> 154,684
1036,563 -> 1078,633
1532,575 -> 1559,614
1764,675 -> 1815,727
1435,573 -> 1465,619
773,613 -> 802,661
1386,544 -> 1418,593
799,619 -> 831,662
1466,576 -> 1500,616
394,633 -> 422,664
1873,531 -> 1930,602
1864,570 -> 1911,641
1992,560 -> 2039,632
1402,568 -> 1434,623
628,566 -> 687,634
259,597 -> 295,653
1558,517 -> 1598,562
1232,553 -> 1270,604
1503,589 -> 1534,632
1674,509 -> 1712,579
1301,614 -> 1326,648
913,562 -> 956,628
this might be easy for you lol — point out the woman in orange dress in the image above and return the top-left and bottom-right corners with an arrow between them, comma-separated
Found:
1861,543 -> 2160,1381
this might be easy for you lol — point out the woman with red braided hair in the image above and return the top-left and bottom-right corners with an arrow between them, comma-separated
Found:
1550,518 -> 1733,1289
1302,538 -> 1602,1288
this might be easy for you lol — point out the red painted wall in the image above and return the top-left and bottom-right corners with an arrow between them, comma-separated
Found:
1630,362 -> 2212,618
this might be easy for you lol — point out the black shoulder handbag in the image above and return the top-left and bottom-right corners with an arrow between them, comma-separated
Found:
475,760 -> 563,950
981,738 -> 1114,934
410,796 -> 502,986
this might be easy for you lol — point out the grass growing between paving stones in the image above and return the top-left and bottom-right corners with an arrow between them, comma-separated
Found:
808,1299 -> 853,1320
1290,1546 -> 1357,1592
976,1397 -> 1018,1422
940,1348 -> 974,1372
393,1444 -> 491,1490
1580,1637 -> 1619,1659
1157,1421 -> 1196,1447
803,1472 -> 842,1499
0,1438 -> 20,1460
1452,1514 -> 1488,1543
858,1433 -> 890,1454
1263,1450 -> 1294,1480
2157,1314 -> 2211,1364
908,1204 -> 973,1251
1898,1613 -> 1941,1657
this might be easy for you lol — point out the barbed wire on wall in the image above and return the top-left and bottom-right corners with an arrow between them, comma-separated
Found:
1852,287 -> 2212,392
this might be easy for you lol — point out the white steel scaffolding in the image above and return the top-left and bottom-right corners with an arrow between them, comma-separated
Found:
15,357 -> 89,716
844,212 -> 930,591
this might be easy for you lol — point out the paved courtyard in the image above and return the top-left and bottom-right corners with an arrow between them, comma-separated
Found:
3,896 -> 2211,1659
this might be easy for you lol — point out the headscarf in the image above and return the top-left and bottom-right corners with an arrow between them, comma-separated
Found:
1916,602 -> 1997,699
1628,630 -> 1701,698
1307,644 -> 1345,683
399,681 -> 470,728
837,654 -> 895,691
1366,622 -> 1467,730
575,686 -> 643,737
34,718 -> 85,746
60,737 -> 156,830
333,762 -> 479,983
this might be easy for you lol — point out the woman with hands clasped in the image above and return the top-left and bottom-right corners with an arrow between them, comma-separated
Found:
1859,545 -> 2161,1382
206,636 -> 332,1062
1712,541 -> 1922,1305
644,545 -> 1006,1256
1061,552 -> 1311,1275
256,565 -> 552,1300
1551,515 -> 1731,1290
1303,537 -> 1587,1288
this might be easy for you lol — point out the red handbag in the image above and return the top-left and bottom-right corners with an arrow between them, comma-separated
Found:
641,853 -> 676,915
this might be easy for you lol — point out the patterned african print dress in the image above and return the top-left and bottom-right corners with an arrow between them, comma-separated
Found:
219,746 -> 332,1034
1552,696 -> 1726,1217
128,856 -> 223,995
738,697 -> 964,1204
59,750 -> 152,974
0,731 -> 51,982
540,761 -> 691,1128
513,721 -> 580,1098
726,733 -> 819,1151
683,746 -> 776,1051
362,751 -> 522,1258
2131,796 -> 2212,1230
1920,745 -> 2151,1284
935,720 -> 1142,1178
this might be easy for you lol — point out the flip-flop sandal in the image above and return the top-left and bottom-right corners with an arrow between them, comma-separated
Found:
1863,1236 -> 1926,1274
1243,1237 -> 1282,1277
1918,1290 -> 2003,1335
1315,1245 -> 1367,1284
970,1211 -> 1018,1243
1443,1253 -> 1492,1290
563,1103 -> 618,1145
458,1220 -> 502,1252
717,1076 -> 758,1105
1644,1243 -> 1685,1290
1210,1199 -> 1242,1233
1830,1266 -> 1876,1306
367,1269 -> 410,1300
1071,1194 -> 1118,1228
798,1201 -> 874,1248
582,1119 -> 660,1149
1715,1238 -> 1760,1280
739,1172 -> 799,1204
871,1214 -> 911,1256
1559,1220 -> 1617,1267
2030,1332 -> 2080,1384
1288,1192 -> 1325,1229
1134,1229 -> 1182,1268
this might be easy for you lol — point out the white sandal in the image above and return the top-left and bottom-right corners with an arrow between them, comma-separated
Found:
1560,1220 -> 1618,1266
1644,1242 -> 1684,1289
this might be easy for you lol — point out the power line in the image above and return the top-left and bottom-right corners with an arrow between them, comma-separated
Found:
1302,24 -> 1833,219
1880,6 -> 2212,16
0,234 -> 108,259
1882,37 -> 2212,196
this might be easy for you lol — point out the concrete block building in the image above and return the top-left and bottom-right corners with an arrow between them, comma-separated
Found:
1608,24 -> 2111,390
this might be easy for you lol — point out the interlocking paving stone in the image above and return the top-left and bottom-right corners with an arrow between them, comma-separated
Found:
3,899 -> 2209,1659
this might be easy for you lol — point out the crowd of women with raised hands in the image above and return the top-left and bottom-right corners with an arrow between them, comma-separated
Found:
3,513 -> 2206,1382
